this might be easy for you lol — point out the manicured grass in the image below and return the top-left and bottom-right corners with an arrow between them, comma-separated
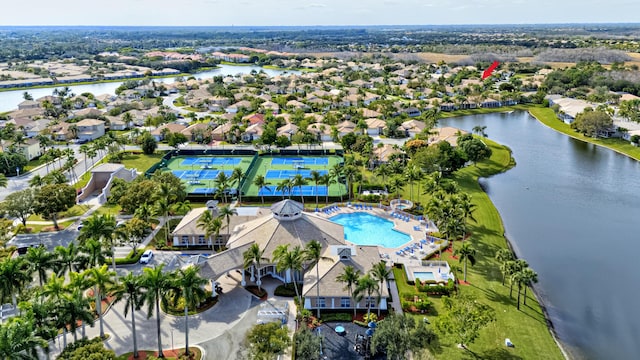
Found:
94,203 -> 123,216
26,220 -> 75,233
120,152 -> 166,173
27,204 -> 91,221
394,139 -> 564,359
529,107 -> 640,161
23,157 -> 49,172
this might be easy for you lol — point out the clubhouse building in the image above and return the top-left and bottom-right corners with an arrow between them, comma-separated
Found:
196,199 -> 389,313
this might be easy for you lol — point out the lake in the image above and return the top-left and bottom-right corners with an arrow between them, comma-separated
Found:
440,111 -> 640,360
0,64 -> 300,113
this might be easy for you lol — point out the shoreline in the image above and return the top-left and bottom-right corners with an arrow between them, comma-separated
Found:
474,143 -> 569,359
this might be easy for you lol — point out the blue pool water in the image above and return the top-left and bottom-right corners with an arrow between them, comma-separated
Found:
413,271 -> 435,281
329,212 -> 411,248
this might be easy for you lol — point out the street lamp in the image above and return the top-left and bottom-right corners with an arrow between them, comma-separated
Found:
170,328 -> 174,351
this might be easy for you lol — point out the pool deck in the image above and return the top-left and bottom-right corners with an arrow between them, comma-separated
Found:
313,205 -> 448,265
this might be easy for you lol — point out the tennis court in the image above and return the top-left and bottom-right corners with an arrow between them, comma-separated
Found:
258,185 -> 328,197
271,157 -> 329,166
265,169 -> 328,180
172,169 -> 233,180
180,157 -> 242,167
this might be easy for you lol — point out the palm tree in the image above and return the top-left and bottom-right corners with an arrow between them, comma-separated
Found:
79,238 -> 108,269
494,248 -> 514,286
353,274 -> 379,319
243,243 -> 269,293
308,170 -> 322,208
214,171 -> 231,203
0,257 -> 31,308
230,167 -> 244,204
374,163 -> 392,190
388,176 -> 405,201
253,174 -> 269,204
319,174 -> 334,205
142,265 -> 172,358
173,265 -> 207,357
26,245 -> 56,287
40,273 -> 66,305
336,265 -> 361,318
154,197 -> 172,247
112,272 -> 146,358
272,245 -> 304,303
521,267 -> 538,306
509,259 -> 528,299
197,210 -> 223,250
85,265 -> 115,338
292,174 -> 307,204
54,243 -> 81,276
369,261 -> 392,316
59,290 -> 94,343
276,179 -> 290,200
29,174 -> 44,188
342,165 -> 358,200
472,125 -> 487,137
218,204 -> 237,240
79,214 -> 118,275
134,203 -> 153,223
403,165 -> 422,202
304,240 -> 333,318
0,317 -> 46,360
454,241 -> 477,283
330,164 -> 344,201
0,174 -> 7,188
511,270 -> 526,311
67,271 -> 93,339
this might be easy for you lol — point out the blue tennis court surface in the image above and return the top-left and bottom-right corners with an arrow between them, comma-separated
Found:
271,157 -> 329,166
258,185 -> 328,196
265,169 -> 328,180
180,157 -> 242,167
172,169 -> 233,180
191,188 -> 217,194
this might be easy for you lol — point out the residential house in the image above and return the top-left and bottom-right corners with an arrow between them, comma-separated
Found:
2,138 -> 42,161
151,123 -> 187,142
17,100 -> 40,110
24,119 -> 50,138
307,123 -> 333,142
480,98 -> 502,108
373,143 -> 403,165
277,123 -> 299,140
403,107 -> 421,117
365,118 -> 387,136
363,92 -> 380,106
225,100 -> 252,114
336,120 -> 356,137
182,123 -> 213,142
546,96 -> 593,124
401,119 -> 426,138
243,113 -> 265,126
429,127 -> 468,147
261,101 -> 280,115
76,119 -> 105,141
106,116 -> 128,131
49,121 -> 74,141
242,123 -> 264,142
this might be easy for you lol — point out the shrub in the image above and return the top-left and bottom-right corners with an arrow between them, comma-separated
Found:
274,283 -> 302,297
363,313 -> 377,323
321,313 -> 352,322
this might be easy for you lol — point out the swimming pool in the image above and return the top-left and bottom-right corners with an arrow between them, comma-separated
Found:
329,212 -> 411,248
413,271 -> 435,281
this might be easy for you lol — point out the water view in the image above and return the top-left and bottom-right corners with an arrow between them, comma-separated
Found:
441,112 -> 640,360
0,64 -> 300,113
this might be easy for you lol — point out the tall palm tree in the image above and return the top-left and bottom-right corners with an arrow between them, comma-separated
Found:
0,257 -> 31,308
54,243 -> 81,276
272,244 -> 304,302
388,176 -> 405,201
0,317 -> 46,360
154,197 -> 172,248
494,248 -> 514,286
79,238 -> 108,270
85,265 -> 115,338
521,267 -> 538,306
454,241 -> 477,283
276,179 -> 290,200
40,273 -> 66,305
330,163 -> 344,201
511,270 -> 526,311
342,165 -> 358,201
336,265 -> 361,318
112,272 -> 146,358
78,214 -> 117,273
25,245 -> 56,287
214,171 -> 231,203
374,163 -> 392,190
67,271 -> 93,339
509,259 -> 528,299
292,174 -> 307,204
230,167 -> 245,204
403,165 -> 422,202
173,265 -> 207,357
308,170 -> 322,208
353,274 -> 379,319
243,243 -> 269,293
369,261 -> 392,316
59,290 -> 94,343
253,174 -> 269,204
218,204 -> 237,240
319,173 -> 334,205
197,210 -> 223,250
304,240 -> 333,318
142,265 -> 172,358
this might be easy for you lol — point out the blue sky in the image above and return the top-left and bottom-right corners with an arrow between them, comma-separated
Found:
3,0 -> 640,26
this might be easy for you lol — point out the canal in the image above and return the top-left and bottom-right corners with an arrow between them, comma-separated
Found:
441,111 -> 640,360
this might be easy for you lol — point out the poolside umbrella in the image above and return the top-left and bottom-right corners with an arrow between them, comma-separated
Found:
418,242 -> 423,249
368,321 -> 377,328
366,328 -> 374,337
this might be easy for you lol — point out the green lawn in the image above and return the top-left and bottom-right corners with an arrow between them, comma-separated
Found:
27,204 -> 91,221
26,220 -> 76,233
93,203 -> 123,216
121,152 -> 166,173
529,107 -> 640,161
394,139 -> 563,359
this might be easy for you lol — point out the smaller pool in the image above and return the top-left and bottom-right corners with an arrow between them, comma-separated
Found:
413,271 -> 435,281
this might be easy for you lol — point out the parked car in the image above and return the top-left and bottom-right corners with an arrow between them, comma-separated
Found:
139,250 -> 153,264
